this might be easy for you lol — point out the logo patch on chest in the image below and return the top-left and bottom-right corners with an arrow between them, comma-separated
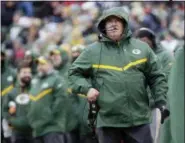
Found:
31,78 -> 38,85
132,49 -> 141,55
7,76 -> 13,82
42,83 -> 49,89
15,93 -> 30,105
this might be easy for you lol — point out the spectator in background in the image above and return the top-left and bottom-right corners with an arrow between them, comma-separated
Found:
160,31 -> 179,55
141,3 -> 162,33
3,61 -> 33,143
135,27 -> 174,143
1,1 -> 17,27
1,48 -> 17,143
49,48 -> 70,79
17,2 -> 34,17
27,56 -> 69,143
12,38 -> 25,67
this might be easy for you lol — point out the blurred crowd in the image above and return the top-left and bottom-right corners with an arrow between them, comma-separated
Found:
1,1 -> 184,68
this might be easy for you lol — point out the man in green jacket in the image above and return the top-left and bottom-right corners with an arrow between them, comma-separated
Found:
68,45 -> 98,143
135,27 -> 174,142
27,56 -> 72,143
68,7 -> 169,143
1,49 -> 17,143
49,48 -> 70,79
135,27 -> 173,78
49,47 -> 80,143
3,61 -> 33,143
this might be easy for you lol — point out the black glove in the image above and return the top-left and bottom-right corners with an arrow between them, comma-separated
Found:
158,106 -> 170,124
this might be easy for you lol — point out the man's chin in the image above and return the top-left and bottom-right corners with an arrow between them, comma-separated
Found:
110,36 -> 121,41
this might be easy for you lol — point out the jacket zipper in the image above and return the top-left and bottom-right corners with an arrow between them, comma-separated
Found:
117,42 -> 134,126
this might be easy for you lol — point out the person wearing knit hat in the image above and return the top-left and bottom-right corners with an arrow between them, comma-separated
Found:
27,55 -> 72,143
71,44 -> 85,63
135,27 -> 174,143
49,48 -> 81,143
49,48 -> 70,79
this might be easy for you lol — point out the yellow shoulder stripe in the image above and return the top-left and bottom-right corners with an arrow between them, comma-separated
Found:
92,65 -> 122,71
67,88 -> 87,98
1,85 -> 14,96
123,58 -> 147,71
92,58 -> 147,72
29,88 -> 53,101
78,94 -> 87,98
67,88 -> 72,94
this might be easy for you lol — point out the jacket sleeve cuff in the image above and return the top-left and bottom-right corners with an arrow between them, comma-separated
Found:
155,101 -> 166,109
81,86 -> 92,95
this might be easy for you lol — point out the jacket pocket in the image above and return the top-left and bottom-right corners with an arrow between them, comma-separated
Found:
124,73 -> 150,120
125,73 -> 148,103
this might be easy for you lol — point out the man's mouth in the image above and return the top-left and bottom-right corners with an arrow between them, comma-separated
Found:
107,26 -> 118,32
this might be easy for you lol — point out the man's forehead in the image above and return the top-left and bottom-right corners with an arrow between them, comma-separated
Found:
105,15 -> 122,21
20,67 -> 31,73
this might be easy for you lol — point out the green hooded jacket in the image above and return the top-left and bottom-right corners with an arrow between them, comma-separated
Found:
149,44 -> 174,108
55,50 -> 71,79
68,7 -> 168,128
3,83 -> 32,136
153,44 -> 174,78
160,45 -> 184,143
27,71 -> 77,137
1,59 -> 17,118
53,50 -> 80,133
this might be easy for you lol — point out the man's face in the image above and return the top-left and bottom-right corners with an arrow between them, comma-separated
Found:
37,62 -> 52,76
50,54 -> 62,67
72,52 -> 80,62
19,68 -> 32,85
105,16 -> 124,42
139,37 -> 153,48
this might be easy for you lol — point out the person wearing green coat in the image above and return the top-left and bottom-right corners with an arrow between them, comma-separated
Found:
68,7 -> 169,143
1,49 -> 17,143
135,27 -> 173,78
160,43 -> 184,143
27,56 -> 72,143
49,48 -> 70,80
49,47 -> 80,143
68,45 -> 98,143
135,27 -> 174,143
3,61 -> 33,143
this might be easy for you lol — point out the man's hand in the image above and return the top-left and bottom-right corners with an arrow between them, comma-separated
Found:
87,88 -> 99,102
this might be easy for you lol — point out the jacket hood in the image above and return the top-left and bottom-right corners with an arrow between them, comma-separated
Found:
96,7 -> 132,42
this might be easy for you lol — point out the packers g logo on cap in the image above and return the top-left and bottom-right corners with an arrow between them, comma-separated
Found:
132,49 -> 141,55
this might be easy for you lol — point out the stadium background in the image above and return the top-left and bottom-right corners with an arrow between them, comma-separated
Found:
1,1 -> 184,68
